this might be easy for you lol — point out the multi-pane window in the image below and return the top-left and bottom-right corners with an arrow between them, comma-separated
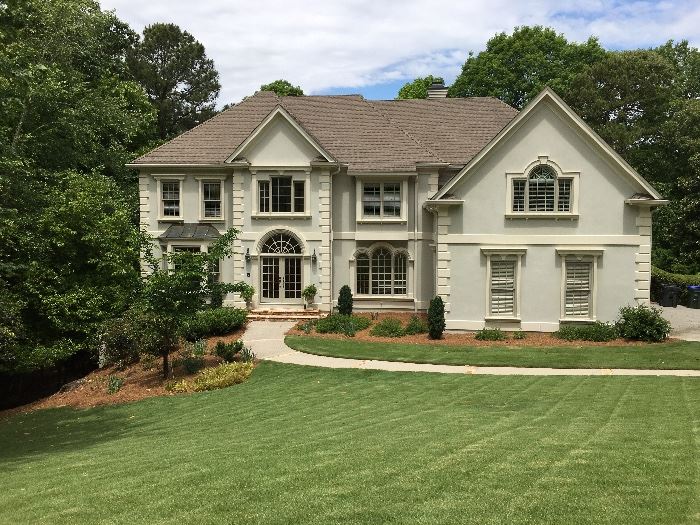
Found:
356,247 -> 408,296
362,182 -> 402,218
161,181 -> 181,217
489,258 -> 517,316
511,165 -> 573,214
202,181 -> 222,218
258,177 -> 304,213
564,260 -> 593,318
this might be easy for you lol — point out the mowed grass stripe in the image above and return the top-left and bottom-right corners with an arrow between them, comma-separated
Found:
0,362 -> 699,524
286,335 -> 700,369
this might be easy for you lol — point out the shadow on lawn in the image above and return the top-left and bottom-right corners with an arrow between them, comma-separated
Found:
0,405 -> 148,468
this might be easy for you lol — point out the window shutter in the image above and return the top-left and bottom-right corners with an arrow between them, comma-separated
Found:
490,259 -> 516,315
565,261 -> 592,317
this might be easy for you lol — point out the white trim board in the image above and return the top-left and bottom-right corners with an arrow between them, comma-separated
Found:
442,234 -> 642,245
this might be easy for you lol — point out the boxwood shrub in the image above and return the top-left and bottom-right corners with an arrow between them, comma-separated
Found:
404,315 -> 429,335
370,318 -> 405,337
180,308 -> 248,341
554,321 -> 618,342
475,328 -> 507,341
615,304 -> 671,342
315,314 -> 371,336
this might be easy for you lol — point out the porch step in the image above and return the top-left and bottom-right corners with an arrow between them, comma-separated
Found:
248,309 -> 324,321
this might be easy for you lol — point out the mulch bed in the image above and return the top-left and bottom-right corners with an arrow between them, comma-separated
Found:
288,312 -> 660,347
0,326 -> 247,419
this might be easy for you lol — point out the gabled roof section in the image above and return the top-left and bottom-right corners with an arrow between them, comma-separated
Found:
226,105 -> 335,163
432,87 -> 663,201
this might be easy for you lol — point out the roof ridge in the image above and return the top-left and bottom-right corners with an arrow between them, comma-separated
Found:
364,99 -> 445,163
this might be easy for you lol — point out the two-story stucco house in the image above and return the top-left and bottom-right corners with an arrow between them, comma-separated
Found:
130,83 -> 666,331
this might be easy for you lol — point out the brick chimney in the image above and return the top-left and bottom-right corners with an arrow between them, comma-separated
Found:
427,78 -> 448,99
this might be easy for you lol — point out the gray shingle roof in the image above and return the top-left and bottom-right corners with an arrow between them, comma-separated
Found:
158,223 -> 222,241
133,92 -> 518,172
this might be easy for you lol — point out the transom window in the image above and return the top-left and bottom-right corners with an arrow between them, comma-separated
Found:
161,181 -> 181,217
356,247 -> 408,296
362,182 -> 401,218
202,181 -> 222,219
261,233 -> 302,254
511,164 -> 574,214
259,177 -> 305,214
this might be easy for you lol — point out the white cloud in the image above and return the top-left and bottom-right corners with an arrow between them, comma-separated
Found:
100,0 -> 700,104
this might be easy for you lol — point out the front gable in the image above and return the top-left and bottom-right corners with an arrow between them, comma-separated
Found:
227,106 -> 334,167
434,88 -> 663,202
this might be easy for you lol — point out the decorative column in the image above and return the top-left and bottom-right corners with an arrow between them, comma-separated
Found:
138,173 -> 151,276
231,170 -> 247,308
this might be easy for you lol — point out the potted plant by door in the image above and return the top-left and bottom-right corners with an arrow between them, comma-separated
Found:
302,284 -> 317,309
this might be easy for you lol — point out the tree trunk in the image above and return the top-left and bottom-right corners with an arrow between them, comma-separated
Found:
162,351 -> 170,379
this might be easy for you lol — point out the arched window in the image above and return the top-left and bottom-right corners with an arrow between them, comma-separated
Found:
512,164 -> 573,213
356,247 -> 409,296
261,232 -> 301,254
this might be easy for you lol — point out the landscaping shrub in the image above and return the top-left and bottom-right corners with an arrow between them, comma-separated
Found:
616,304 -> 671,342
404,315 -> 429,335
180,308 -> 247,341
315,314 -> 371,336
101,312 -> 143,367
338,285 -> 353,315
170,362 -> 254,393
554,322 -> 618,342
475,328 -> 506,341
370,318 -> 405,337
214,340 -> 245,363
512,330 -> 527,340
297,320 -> 316,334
428,296 -> 445,339
178,340 -> 206,373
106,375 -> 123,394
239,345 -> 255,363
651,266 -> 700,303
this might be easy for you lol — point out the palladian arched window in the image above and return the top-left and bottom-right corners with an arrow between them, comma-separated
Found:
261,233 -> 302,254
512,164 -> 573,213
356,247 -> 408,296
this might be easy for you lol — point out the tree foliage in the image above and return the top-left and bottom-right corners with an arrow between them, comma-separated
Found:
397,75 -> 443,99
127,23 -> 221,139
260,79 -> 304,97
449,26 -> 605,109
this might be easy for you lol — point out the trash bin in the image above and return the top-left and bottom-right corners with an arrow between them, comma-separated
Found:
659,284 -> 682,307
688,285 -> 700,309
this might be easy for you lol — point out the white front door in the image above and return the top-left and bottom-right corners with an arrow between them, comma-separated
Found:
260,256 -> 302,303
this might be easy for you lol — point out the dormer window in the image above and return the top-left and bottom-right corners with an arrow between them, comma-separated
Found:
506,158 -> 579,218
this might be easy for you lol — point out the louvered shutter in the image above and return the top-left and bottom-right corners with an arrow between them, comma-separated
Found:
565,261 -> 592,317
490,259 -> 516,316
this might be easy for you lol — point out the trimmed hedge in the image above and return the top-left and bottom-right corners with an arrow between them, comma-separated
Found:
554,322 -> 618,342
180,308 -> 248,341
651,266 -> 700,303
315,314 -> 371,336
370,318 -> 405,337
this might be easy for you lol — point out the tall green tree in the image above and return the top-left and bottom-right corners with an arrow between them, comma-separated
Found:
260,79 -> 304,96
127,23 -> 220,139
449,26 -> 605,108
396,75 -> 443,99
0,0 -> 154,183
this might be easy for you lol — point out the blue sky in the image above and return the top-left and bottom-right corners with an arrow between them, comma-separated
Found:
101,0 -> 700,104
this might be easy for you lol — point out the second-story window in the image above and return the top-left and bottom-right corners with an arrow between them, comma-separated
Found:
362,182 -> 401,218
202,181 -> 222,218
512,165 -> 573,214
259,176 -> 305,213
161,180 -> 181,218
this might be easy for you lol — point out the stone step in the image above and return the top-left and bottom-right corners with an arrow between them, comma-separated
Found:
248,309 -> 324,321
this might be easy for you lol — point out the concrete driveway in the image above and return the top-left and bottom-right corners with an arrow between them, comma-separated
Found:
659,304 -> 700,341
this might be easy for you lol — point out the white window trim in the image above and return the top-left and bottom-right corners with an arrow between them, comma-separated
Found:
166,243 -> 221,282
251,172 -> 311,219
557,248 -> 603,322
355,178 -> 409,224
481,247 -> 526,321
505,157 -> 580,219
195,175 -> 227,222
349,243 -> 414,299
154,175 -> 185,221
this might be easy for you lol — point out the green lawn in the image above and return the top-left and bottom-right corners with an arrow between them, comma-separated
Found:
286,335 -> 700,369
1,362 -> 699,524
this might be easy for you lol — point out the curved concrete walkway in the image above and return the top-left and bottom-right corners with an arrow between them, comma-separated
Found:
242,320 -> 700,377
